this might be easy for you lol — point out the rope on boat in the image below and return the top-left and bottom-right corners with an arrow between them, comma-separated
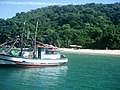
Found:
0,40 -> 14,47
6,38 -> 19,54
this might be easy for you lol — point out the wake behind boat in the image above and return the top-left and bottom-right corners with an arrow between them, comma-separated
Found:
0,20 -> 68,68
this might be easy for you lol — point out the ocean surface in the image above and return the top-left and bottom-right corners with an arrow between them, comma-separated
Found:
0,53 -> 120,90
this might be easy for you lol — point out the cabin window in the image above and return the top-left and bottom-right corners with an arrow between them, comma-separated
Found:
46,51 -> 51,54
45,50 -> 58,54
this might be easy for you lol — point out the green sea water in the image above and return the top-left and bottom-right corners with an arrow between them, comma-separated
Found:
0,54 -> 120,90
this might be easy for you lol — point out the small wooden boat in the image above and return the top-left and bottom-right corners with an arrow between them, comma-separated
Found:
0,20 -> 68,68
0,45 -> 68,68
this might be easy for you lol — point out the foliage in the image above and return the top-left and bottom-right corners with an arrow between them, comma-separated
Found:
0,3 -> 120,49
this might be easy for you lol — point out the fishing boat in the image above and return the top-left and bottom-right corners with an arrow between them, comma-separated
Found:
0,44 -> 68,68
0,20 -> 68,68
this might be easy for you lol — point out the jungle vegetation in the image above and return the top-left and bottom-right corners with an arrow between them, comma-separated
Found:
0,3 -> 120,49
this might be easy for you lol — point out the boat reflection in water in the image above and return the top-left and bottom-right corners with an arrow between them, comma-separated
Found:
0,66 -> 68,89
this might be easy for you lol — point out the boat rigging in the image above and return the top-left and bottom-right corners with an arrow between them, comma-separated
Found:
0,20 -> 68,68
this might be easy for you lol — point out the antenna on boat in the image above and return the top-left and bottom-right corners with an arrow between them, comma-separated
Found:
33,19 -> 39,58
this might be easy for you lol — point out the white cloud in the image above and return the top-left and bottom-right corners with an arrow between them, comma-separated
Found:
0,1 -> 66,5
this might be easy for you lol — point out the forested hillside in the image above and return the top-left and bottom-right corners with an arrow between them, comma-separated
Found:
0,3 -> 120,49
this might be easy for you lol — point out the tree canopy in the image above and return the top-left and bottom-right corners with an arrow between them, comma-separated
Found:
0,3 -> 120,49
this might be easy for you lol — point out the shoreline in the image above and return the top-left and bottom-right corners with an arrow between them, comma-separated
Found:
59,48 -> 120,55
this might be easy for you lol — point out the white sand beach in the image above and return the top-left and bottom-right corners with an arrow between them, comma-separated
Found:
59,48 -> 120,55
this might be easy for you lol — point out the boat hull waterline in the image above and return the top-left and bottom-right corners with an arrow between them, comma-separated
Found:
0,55 -> 68,68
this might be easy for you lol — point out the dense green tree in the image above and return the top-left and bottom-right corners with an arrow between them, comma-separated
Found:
0,3 -> 120,49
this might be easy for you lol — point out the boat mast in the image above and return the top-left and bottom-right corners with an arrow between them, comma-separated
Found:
33,19 -> 39,58
20,21 -> 26,56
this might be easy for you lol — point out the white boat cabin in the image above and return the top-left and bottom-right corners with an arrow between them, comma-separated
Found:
36,45 -> 60,60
